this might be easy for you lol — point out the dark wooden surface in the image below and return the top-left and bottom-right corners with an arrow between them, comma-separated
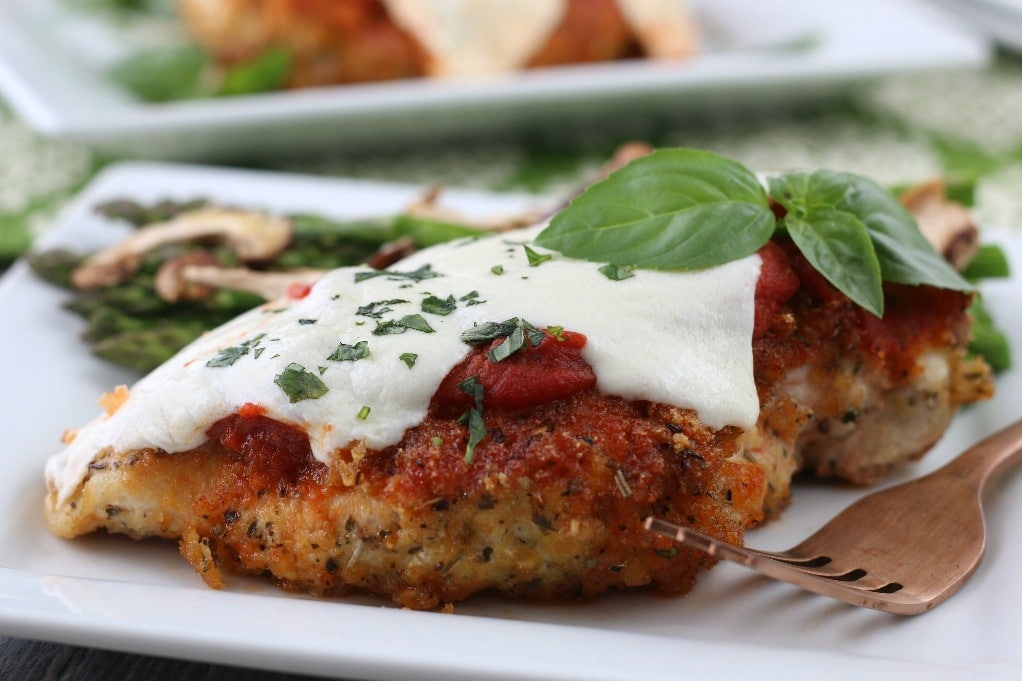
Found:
0,637 -> 335,681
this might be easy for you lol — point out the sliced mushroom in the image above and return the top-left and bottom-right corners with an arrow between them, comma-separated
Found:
901,179 -> 979,271
154,251 -> 223,302
159,264 -> 326,302
72,208 -> 293,289
365,236 -> 417,270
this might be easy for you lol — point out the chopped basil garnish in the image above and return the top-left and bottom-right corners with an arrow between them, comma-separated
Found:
459,290 -> 485,306
524,245 -> 552,267
457,376 -> 486,463
356,299 -> 409,319
206,334 -> 266,368
461,319 -> 515,344
274,363 -> 329,402
357,405 -> 371,420
421,294 -> 457,316
399,352 -> 418,368
491,265 -> 504,275
354,264 -> 441,283
599,264 -> 635,281
206,344 -> 249,368
298,318 -> 317,325
460,318 -> 544,362
372,314 -> 435,335
327,340 -> 370,362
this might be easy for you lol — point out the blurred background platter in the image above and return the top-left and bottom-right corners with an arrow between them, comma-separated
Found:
0,0 -> 990,161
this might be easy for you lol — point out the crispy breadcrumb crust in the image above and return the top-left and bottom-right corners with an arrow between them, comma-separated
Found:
48,396 -> 765,609
44,246 -> 993,608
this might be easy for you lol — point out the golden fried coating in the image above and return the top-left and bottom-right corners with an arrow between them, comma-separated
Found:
45,237 -> 991,608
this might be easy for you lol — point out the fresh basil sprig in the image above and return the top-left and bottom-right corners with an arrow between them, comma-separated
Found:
769,170 -> 971,316
536,148 -> 972,318
535,148 -> 775,270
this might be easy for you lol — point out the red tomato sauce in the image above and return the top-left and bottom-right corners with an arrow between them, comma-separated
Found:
206,410 -> 325,483
754,241 -> 800,338
433,330 -> 596,413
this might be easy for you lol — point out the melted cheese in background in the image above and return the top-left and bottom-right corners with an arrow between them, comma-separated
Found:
47,224 -> 761,503
383,0 -> 566,76
381,0 -> 697,76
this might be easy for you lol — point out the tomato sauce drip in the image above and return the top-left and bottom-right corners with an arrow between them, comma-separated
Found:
206,409 -> 325,482
433,330 -> 596,412
776,237 -> 970,378
286,282 -> 312,300
753,241 -> 800,338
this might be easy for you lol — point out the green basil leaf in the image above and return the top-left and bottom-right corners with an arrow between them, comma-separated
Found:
397,314 -> 435,333
461,319 -> 520,345
274,363 -> 329,402
421,294 -> 457,316
327,340 -> 370,362
784,212 -> 884,317
786,171 -> 971,292
535,148 -> 774,269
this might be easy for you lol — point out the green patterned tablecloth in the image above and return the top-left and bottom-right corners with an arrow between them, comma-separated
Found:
3,54 -> 1022,266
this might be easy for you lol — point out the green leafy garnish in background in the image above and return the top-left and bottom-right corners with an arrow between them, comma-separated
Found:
215,47 -> 293,97
108,45 -> 293,102
538,148 -> 972,318
108,46 -> 209,102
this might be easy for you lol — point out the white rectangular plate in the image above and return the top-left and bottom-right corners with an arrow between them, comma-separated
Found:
1,162 -> 1021,680
0,0 -> 990,160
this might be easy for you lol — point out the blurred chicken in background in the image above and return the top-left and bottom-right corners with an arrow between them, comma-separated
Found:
176,0 -> 699,87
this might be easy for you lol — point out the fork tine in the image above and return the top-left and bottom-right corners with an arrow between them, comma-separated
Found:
644,517 -> 925,613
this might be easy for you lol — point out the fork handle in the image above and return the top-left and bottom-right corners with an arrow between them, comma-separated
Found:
941,418 -> 1022,491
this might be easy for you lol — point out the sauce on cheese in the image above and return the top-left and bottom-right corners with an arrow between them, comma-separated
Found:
46,223 -> 761,503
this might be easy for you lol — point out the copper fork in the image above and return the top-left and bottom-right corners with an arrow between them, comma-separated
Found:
645,419 -> 1022,615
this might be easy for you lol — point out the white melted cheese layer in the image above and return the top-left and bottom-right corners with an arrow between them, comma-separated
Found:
47,224 -> 761,503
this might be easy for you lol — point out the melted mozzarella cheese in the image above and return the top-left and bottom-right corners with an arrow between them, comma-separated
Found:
47,223 -> 761,503
382,0 -> 566,76
380,0 -> 698,77
615,0 -> 699,58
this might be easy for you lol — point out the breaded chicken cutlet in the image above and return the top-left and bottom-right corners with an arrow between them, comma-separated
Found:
44,157 -> 993,610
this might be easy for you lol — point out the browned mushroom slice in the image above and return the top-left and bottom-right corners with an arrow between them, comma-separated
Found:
158,264 -> 326,302
71,209 -> 293,290
901,179 -> 979,271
